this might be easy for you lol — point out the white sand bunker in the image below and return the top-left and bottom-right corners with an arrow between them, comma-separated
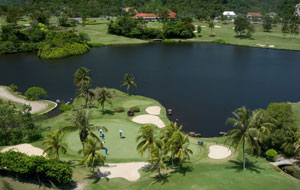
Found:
145,106 -> 161,115
132,114 -> 165,128
1,144 -> 45,157
98,162 -> 148,181
208,145 -> 231,159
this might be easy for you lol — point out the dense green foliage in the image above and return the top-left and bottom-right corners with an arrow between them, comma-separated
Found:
0,151 -> 72,185
59,103 -> 73,112
24,87 -> 47,100
162,20 -> 195,39
2,0 -> 299,19
38,30 -> 89,59
234,17 -> 254,38
0,101 -> 41,145
108,16 -> 161,39
265,149 -> 278,161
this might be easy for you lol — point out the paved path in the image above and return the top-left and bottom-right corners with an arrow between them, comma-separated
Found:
0,86 -> 56,114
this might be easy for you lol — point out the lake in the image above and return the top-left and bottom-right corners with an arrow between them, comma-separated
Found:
1,42 -> 300,136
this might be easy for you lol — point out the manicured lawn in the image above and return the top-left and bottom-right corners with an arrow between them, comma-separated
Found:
189,22 -> 300,51
76,18 -> 148,45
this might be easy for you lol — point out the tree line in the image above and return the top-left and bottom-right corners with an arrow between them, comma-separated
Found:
1,0 -> 299,19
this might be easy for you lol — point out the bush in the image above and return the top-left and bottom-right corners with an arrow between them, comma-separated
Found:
114,106 -> 125,113
272,165 -> 281,172
266,149 -> 278,161
25,87 -> 47,101
9,84 -> 18,92
212,39 -> 228,44
38,43 -> 89,59
129,106 -> 140,112
59,104 -> 73,112
0,41 -> 18,54
282,165 -> 300,179
0,151 -> 72,185
162,20 -> 195,39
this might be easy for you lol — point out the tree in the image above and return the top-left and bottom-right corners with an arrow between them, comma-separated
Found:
25,87 -> 47,101
209,20 -> 214,36
74,67 -> 92,87
226,106 -> 261,170
97,88 -> 112,111
42,130 -> 67,160
77,80 -> 93,108
281,20 -> 289,37
263,16 -> 272,32
121,73 -> 136,95
149,146 -> 167,179
74,67 -> 92,107
136,125 -> 162,159
197,25 -> 201,34
289,16 -> 299,38
62,109 -> 103,148
234,17 -> 254,38
78,137 -> 105,172
166,131 -> 193,171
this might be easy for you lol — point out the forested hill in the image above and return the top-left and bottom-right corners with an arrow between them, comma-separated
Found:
0,0 -> 299,18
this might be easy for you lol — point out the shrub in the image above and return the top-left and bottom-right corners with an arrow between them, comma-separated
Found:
59,104 -> 73,112
25,87 -> 47,101
212,39 -> 228,44
129,106 -> 140,112
38,43 -> 89,59
9,84 -> 18,92
282,165 -> 300,179
114,106 -> 125,113
272,165 -> 281,172
266,149 -> 278,161
0,151 -> 72,185
162,20 -> 195,39
0,41 -> 18,54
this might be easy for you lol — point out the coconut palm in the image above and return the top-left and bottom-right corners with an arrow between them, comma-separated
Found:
166,131 -> 193,171
226,106 -> 261,170
136,125 -> 162,159
77,80 -> 93,108
251,110 -> 273,143
281,129 -> 299,155
294,132 -> 300,155
62,109 -> 106,148
78,137 -> 105,172
121,73 -> 136,95
149,146 -> 167,179
74,67 -> 92,86
97,87 -> 112,111
42,130 -> 67,160
160,122 -> 182,165
209,20 -> 214,36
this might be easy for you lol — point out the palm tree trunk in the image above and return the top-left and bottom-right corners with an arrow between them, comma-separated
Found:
85,96 -> 88,108
56,147 -> 59,160
242,138 -> 245,171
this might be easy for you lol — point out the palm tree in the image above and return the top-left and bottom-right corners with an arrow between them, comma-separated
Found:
74,67 -> 92,86
42,130 -> 67,160
294,132 -> 300,155
160,122 -> 182,165
78,137 -> 105,172
97,87 -> 112,111
62,109 -> 105,148
167,131 -> 193,171
121,73 -> 136,95
77,80 -> 93,108
226,106 -> 261,170
136,125 -> 162,159
149,146 -> 167,179
209,20 -> 214,36
281,129 -> 299,155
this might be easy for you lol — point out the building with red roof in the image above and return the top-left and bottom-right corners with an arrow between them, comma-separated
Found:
247,12 -> 262,22
133,9 -> 176,21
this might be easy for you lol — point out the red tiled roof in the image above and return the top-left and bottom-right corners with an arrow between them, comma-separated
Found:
168,9 -> 176,18
247,12 -> 262,17
133,13 -> 157,18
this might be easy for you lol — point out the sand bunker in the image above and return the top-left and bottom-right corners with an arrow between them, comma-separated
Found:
208,145 -> 231,159
145,106 -> 161,115
0,86 -> 55,114
132,114 -> 165,128
1,144 -> 45,157
98,162 -> 148,181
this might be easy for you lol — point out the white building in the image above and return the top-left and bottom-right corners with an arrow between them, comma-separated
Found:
296,4 -> 300,16
222,11 -> 236,22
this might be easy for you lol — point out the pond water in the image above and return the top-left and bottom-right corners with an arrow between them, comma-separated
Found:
1,42 -> 300,136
